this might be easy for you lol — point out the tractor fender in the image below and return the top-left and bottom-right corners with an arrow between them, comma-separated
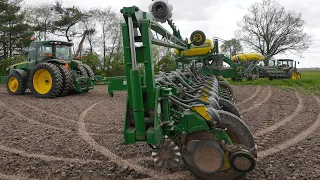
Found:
12,68 -> 28,80
46,59 -> 67,64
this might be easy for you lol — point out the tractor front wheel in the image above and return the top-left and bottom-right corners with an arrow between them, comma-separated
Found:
30,63 -> 63,98
6,71 -> 27,95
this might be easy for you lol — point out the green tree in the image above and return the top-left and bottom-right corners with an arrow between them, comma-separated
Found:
236,0 -> 311,66
156,54 -> 176,73
81,52 -> 101,73
0,0 -> 33,58
0,55 -> 26,75
220,39 -> 243,58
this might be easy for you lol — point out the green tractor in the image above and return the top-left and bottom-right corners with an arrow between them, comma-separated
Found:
6,40 -> 94,98
259,59 -> 301,80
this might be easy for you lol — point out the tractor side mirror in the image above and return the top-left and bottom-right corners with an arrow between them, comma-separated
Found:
298,62 -> 300,64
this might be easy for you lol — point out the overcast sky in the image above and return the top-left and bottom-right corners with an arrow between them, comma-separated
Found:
24,0 -> 320,68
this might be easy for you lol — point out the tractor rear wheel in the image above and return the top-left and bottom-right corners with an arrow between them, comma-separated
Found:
57,64 -> 72,96
82,64 -> 95,81
30,63 -> 63,98
182,111 -> 256,180
6,71 -> 27,95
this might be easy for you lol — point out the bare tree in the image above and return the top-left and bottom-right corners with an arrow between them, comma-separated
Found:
236,0 -> 312,66
25,3 -> 56,41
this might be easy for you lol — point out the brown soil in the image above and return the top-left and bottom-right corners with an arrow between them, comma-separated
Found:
0,84 -> 320,180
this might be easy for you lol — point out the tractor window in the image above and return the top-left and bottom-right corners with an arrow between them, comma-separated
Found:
38,45 -> 53,61
56,45 -> 72,60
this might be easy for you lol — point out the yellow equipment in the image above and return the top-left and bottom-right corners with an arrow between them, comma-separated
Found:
232,52 -> 264,62
174,39 -> 213,57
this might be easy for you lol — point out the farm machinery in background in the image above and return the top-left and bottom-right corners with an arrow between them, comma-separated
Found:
107,1 -> 257,179
5,40 -> 94,98
259,59 -> 301,80
174,37 -> 301,81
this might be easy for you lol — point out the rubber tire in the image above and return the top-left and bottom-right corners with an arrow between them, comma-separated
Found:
190,30 -> 206,46
218,98 -> 241,118
218,81 -> 234,100
6,71 -> 27,95
151,1 -> 168,19
57,64 -> 72,97
29,63 -> 63,98
297,72 -> 301,79
82,64 -> 95,81
184,111 -> 256,180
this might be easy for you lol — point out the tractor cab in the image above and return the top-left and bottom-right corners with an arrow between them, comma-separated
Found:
28,41 -> 73,63
277,59 -> 296,69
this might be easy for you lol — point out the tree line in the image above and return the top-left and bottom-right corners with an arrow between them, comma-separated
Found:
0,0 -> 311,76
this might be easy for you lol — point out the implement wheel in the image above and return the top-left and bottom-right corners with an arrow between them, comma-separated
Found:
190,30 -> 206,46
182,111 -> 256,180
30,63 -> 63,98
6,71 -> 27,95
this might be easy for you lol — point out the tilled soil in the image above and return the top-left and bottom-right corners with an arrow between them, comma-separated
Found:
0,84 -> 320,180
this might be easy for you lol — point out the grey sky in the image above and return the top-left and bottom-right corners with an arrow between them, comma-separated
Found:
24,0 -> 320,68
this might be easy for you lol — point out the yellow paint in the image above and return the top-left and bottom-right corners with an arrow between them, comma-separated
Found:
221,131 -> 239,170
232,52 -> 264,62
10,62 -> 28,68
292,71 -> 298,80
174,39 -> 213,57
33,69 -> 52,94
191,105 -> 211,121
200,95 -> 209,102
8,76 -> 18,92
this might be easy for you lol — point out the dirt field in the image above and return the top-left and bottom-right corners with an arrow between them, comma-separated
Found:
0,84 -> 320,180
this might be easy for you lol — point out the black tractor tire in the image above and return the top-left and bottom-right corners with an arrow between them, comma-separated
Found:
6,71 -> 27,95
57,64 -> 72,96
218,98 -> 241,118
82,64 -> 95,81
29,63 -> 63,98
190,30 -> 206,46
183,111 -> 256,180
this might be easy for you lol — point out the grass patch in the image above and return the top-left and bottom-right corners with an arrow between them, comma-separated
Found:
228,71 -> 320,95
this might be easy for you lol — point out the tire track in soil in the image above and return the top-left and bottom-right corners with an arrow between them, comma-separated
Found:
237,86 -> 261,106
255,94 -> 317,151
78,100 -> 192,180
239,86 -> 272,114
0,145 -> 102,164
14,99 -> 106,128
0,99 -> 109,136
0,173 -> 39,180
258,95 -> 320,158
255,91 -> 303,136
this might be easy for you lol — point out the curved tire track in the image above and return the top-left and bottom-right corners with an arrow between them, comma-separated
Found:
259,95 -> 320,158
0,144 -> 102,164
78,100 -> 156,176
237,86 -> 261,106
240,86 -> 272,114
0,101 -> 109,136
78,100 -> 192,179
255,91 -> 303,136
15,99 -> 106,127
